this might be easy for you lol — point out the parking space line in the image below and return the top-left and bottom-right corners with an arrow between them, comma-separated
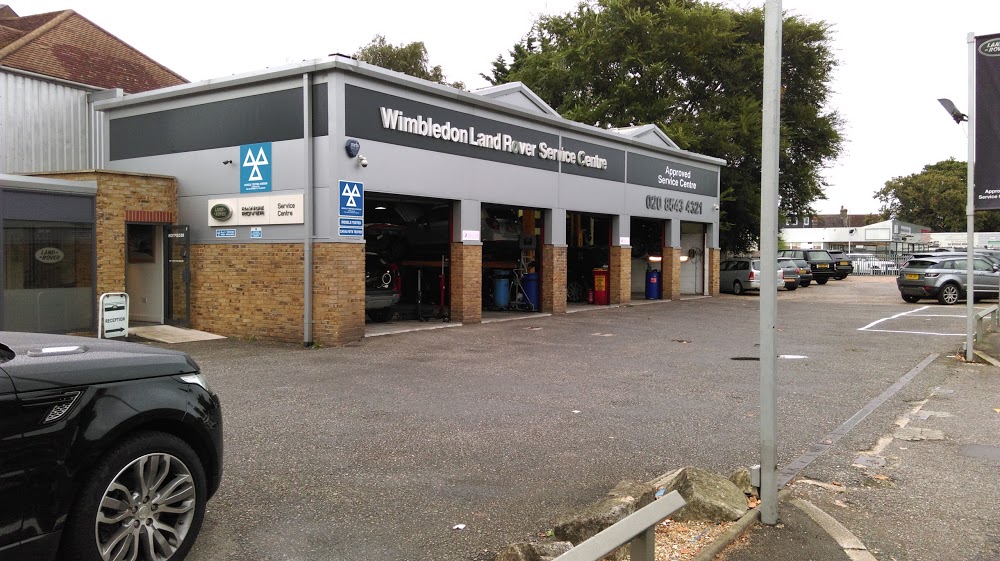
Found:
858,306 -> 930,331
858,305 -> 968,336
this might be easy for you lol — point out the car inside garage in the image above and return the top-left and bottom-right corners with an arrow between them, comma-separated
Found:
364,195 -> 452,327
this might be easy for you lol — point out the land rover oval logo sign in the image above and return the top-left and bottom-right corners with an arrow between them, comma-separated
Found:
981,38 -> 1000,56
211,203 -> 233,221
35,247 -> 64,264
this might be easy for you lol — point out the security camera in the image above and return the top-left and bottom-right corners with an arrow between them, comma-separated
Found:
358,155 -> 368,168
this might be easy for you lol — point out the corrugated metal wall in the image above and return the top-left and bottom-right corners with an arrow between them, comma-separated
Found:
1,72 -> 90,173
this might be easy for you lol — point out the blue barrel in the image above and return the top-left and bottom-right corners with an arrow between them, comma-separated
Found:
493,271 -> 511,308
646,269 -> 662,300
523,272 -> 540,310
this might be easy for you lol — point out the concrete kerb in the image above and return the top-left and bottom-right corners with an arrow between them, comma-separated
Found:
688,489 -> 791,561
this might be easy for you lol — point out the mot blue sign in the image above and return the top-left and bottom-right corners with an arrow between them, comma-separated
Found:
240,142 -> 272,192
339,180 -> 364,217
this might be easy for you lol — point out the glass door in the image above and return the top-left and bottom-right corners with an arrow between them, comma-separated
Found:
164,225 -> 190,327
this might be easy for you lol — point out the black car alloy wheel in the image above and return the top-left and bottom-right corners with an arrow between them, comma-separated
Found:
62,431 -> 207,561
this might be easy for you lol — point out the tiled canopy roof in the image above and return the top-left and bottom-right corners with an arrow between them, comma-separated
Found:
0,5 -> 187,93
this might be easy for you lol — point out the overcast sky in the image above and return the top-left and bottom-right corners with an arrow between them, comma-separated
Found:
24,0 -> 1000,215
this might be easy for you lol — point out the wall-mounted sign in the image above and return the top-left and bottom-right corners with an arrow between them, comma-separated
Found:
339,181 -> 364,218
215,229 -> 237,238
250,227 -> 263,239
627,152 -> 719,197
34,247 -> 64,264
240,142 -> 272,193
210,203 -> 233,222
207,194 -> 304,226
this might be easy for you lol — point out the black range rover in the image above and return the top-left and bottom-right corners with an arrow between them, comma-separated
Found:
0,332 -> 223,561
778,249 -> 838,284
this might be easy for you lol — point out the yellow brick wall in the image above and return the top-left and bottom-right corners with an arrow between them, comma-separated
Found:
608,246 -> 631,305
313,242 -> 365,345
662,247 -> 682,300
541,244 -> 567,313
33,171 -> 177,297
450,243 -> 482,323
708,248 -> 721,297
189,243 -> 306,343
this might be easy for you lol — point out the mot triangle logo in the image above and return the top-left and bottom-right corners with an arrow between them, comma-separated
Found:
243,147 -> 269,181
341,182 -> 361,207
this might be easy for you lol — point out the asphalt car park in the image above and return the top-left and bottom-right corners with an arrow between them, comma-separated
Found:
172,275 -> 971,561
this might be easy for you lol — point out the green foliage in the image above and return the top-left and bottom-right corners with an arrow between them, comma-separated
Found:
483,0 -> 843,253
356,35 -> 465,90
876,158 -> 1000,231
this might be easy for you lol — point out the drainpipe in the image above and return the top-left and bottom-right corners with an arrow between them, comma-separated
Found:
303,73 -> 314,346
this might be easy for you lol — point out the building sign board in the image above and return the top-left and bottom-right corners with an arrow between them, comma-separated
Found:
339,181 -> 364,217
215,229 -> 237,237
626,152 -> 719,197
207,194 -> 304,226
240,142 -> 272,193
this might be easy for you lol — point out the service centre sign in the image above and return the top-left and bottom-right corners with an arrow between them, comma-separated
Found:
345,85 -> 626,182
626,152 -> 719,198
207,194 -> 304,226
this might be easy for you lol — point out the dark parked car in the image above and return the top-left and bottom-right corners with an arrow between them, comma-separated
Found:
827,250 -> 854,280
0,332 -> 223,561
778,249 -> 838,284
365,251 -> 401,322
792,258 -> 814,287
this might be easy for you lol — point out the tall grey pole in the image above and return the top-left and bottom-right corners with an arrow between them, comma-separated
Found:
760,0 -> 782,525
966,32 -> 976,363
303,72 -> 315,346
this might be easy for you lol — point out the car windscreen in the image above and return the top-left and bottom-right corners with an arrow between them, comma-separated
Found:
804,251 -> 833,260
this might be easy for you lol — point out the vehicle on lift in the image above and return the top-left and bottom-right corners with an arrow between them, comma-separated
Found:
777,249 -> 837,284
0,332 -> 223,561
719,257 -> 784,295
365,252 -> 401,322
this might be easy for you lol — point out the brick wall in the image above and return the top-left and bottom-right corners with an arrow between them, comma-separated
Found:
541,244 -> 567,313
450,243 -> 482,323
34,170 -> 177,297
662,247 -> 682,300
313,242 -> 365,345
708,248 -> 720,297
608,246 -> 631,305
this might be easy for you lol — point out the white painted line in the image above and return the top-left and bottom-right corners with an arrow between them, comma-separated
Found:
481,313 -> 552,324
861,329 -> 964,336
858,306 -> 930,331
364,322 -> 462,338
778,354 -> 809,359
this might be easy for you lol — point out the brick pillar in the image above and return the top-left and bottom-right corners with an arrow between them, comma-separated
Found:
312,242 -> 365,346
608,246 -> 631,305
662,247 -> 682,301
708,248 -> 721,296
450,243 -> 482,323
541,244 -> 567,313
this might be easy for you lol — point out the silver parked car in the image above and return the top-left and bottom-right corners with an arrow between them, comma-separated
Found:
897,256 -> 1000,304
720,257 -> 784,295
777,257 -> 800,290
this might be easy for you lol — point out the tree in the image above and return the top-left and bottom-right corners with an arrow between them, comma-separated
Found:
876,158 -> 1000,231
482,0 -> 843,253
355,35 -> 464,90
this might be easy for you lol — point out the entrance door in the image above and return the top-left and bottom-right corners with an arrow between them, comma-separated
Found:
164,225 -> 191,327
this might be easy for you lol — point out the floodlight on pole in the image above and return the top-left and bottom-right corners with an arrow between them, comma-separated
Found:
938,98 -> 969,124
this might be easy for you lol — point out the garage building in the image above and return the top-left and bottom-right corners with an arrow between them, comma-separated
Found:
89,56 -> 724,346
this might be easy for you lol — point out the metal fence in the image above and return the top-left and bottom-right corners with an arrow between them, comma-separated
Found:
843,252 -> 906,276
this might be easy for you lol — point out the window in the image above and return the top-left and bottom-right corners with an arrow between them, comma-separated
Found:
803,216 -> 811,226
3,220 -> 94,332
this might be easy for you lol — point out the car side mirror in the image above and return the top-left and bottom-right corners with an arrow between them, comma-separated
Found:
994,264 -> 1000,272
